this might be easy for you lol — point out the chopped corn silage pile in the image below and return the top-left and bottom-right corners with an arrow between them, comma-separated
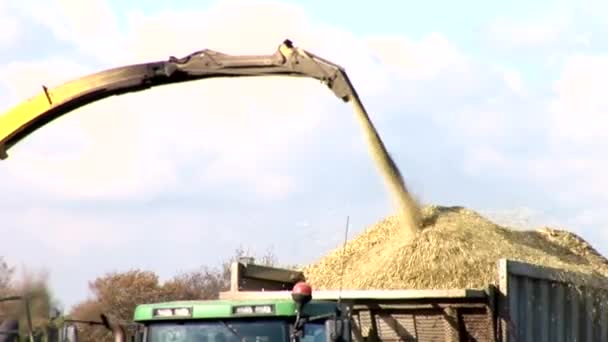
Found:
303,205 -> 608,290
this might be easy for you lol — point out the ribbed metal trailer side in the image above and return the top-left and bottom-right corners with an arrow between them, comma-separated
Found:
225,259 -> 608,341
496,259 -> 608,342
346,297 -> 494,341
222,286 -> 496,341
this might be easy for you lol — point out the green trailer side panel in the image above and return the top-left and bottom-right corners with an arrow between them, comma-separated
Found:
134,299 -> 338,322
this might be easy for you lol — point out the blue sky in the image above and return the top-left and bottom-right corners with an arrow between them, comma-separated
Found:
1,0 -> 608,311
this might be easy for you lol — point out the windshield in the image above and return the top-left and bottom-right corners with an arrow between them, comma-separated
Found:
300,323 -> 326,342
147,320 -> 287,342
146,320 -> 326,342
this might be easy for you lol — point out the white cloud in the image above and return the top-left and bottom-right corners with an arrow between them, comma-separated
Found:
366,33 -> 470,81
515,54 -> 608,206
573,32 -> 592,47
0,59 -> 180,200
502,68 -> 525,95
124,0 -> 312,58
11,0 -> 123,63
0,1 -> 332,201
549,54 -> 608,146
479,206 -> 559,230
462,146 -> 511,175
535,157 -> 608,204
579,0 -> 608,22
1,207 -> 131,256
1,0 -> 475,202
458,51 -> 608,220
486,13 -> 571,49
0,4 -> 20,48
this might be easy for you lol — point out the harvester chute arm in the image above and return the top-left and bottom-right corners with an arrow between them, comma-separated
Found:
0,39 -> 357,160
0,38 -> 422,234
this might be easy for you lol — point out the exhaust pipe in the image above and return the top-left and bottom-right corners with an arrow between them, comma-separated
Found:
101,314 -> 127,342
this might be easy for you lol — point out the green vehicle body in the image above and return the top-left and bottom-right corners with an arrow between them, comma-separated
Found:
133,299 -> 339,321
131,297 -> 350,342
126,257 -> 352,341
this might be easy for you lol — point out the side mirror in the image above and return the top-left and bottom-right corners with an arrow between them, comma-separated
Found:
324,318 -> 351,342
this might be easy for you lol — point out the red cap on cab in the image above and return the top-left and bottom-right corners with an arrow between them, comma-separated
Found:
292,282 -> 312,296
291,282 -> 313,306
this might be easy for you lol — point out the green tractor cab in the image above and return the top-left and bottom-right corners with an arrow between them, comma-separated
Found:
132,283 -> 351,342
129,260 -> 351,342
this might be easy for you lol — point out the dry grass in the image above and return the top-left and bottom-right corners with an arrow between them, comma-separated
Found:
303,205 -> 608,290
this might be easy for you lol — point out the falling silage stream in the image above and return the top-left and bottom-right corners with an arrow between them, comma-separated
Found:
349,96 -> 422,239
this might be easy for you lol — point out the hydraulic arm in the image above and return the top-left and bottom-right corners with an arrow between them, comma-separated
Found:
0,38 -> 421,234
0,39 -> 357,160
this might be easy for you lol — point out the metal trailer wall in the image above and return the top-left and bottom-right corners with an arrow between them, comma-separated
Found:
346,296 -> 495,341
225,259 -> 608,341
496,259 -> 608,342
229,260 -> 305,292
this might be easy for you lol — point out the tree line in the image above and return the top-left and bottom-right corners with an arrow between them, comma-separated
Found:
0,247 -> 288,342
